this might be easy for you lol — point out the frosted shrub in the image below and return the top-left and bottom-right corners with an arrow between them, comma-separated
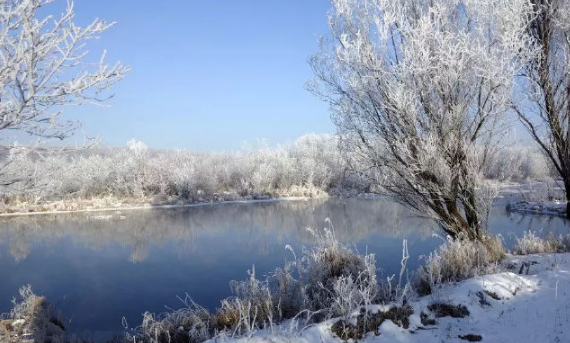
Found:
269,262 -> 304,320
514,231 -> 551,255
331,271 -> 376,321
484,147 -> 553,181
518,182 -> 564,202
513,231 -> 570,255
298,226 -> 377,319
333,172 -> 371,195
416,235 -> 505,295
331,275 -> 362,320
125,268 -> 275,343
1,285 -> 66,343
130,296 -> 212,343
128,139 -> 149,159
0,135 -> 360,207
0,148 -> 40,198
282,184 -> 329,198
215,267 -> 275,337
0,135 -> 551,209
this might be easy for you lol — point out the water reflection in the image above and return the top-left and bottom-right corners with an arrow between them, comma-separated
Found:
0,197 -> 568,340
0,198 -> 431,263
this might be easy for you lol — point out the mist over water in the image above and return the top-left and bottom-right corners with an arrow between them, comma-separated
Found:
0,197 -> 568,340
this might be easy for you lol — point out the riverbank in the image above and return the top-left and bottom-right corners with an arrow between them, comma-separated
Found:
0,178 -> 555,218
4,251 -> 568,343
2,225 -> 568,343
213,252 -> 570,343
0,189 -> 327,217
507,200 -> 567,216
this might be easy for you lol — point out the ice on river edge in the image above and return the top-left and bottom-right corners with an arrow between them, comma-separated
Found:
210,253 -> 570,343
507,200 -> 567,216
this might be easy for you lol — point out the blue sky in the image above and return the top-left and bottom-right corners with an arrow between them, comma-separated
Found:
46,0 -> 335,151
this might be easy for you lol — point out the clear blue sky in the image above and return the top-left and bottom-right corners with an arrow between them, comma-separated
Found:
51,0 -> 335,151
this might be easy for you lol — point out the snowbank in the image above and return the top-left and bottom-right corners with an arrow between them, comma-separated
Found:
211,253 -> 570,343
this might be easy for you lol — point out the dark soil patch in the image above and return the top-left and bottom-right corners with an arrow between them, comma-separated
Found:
484,290 -> 501,300
420,312 -> 437,326
331,304 -> 414,340
519,261 -> 538,275
428,303 -> 470,318
475,292 -> 491,308
459,334 -> 483,341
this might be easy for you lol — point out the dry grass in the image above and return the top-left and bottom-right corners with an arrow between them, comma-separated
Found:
0,195 -> 152,215
0,286 -> 66,343
2,228 -> 512,342
513,231 -> 570,255
216,267 -> 275,336
268,263 -> 304,320
416,235 -> 505,295
277,184 -> 329,198
119,228 -> 508,342
124,295 -> 212,343
298,226 -> 377,319
122,225 -> 379,342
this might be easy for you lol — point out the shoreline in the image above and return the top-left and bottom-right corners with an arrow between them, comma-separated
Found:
0,182 -> 564,219
0,192 -> 390,219
0,196 -> 315,218
207,252 -> 570,343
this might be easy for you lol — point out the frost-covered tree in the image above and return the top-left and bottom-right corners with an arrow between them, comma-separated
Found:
514,0 -> 570,218
0,0 -> 129,139
309,0 -> 535,240
0,0 -> 128,191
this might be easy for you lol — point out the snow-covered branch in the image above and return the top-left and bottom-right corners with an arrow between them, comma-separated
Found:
0,0 -> 130,140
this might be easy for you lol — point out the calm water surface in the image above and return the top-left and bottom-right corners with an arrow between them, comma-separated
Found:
0,197 -> 569,341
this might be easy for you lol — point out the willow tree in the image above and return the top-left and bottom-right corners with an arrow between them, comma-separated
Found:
514,0 -> 570,219
309,0 -> 535,240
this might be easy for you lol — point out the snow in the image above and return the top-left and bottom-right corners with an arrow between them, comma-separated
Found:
210,253 -> 570,343
507,201 -> 567,216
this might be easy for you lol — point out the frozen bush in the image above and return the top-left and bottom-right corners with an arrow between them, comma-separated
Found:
128,296 -> 212,343
0,135 -> 360,207
215,267 -> 275,337
416,235 -> 505,295
297,226 -> 377,319
483,146 -> 554,181
517,182 -> 564,202
121,223 -> 381,342
330,271 -> 375,321
268,262 -> 304,320
513,231 -> 570,255
0,285 -> 66,343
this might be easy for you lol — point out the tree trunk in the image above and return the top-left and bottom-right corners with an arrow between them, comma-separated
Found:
463,189 -> 481,240
564,178 -> 570,220
446,209 -> 478,241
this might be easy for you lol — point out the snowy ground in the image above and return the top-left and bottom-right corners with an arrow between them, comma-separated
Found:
212,253 -> 570,343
